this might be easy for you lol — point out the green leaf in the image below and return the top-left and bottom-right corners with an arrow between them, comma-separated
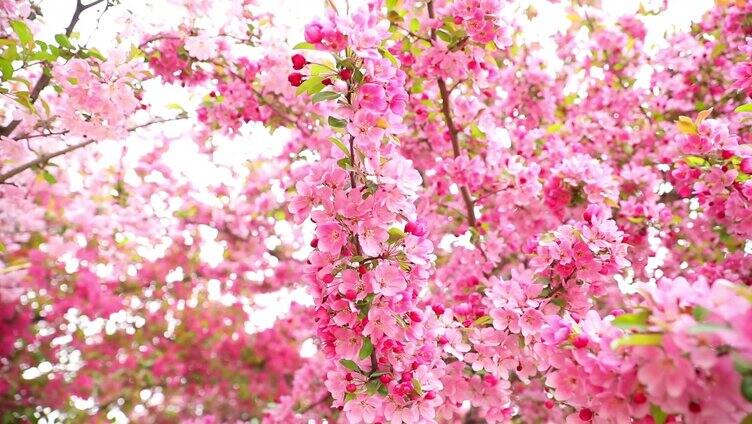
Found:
175,206 -> 198,219
626,216 -> 645,224
344,392 -> 356,402
650,405 -> 668,424
0,241 -> 6,253
436,29 -> 452,43
735,104 -> 752,113
546,123 -> 563,134
14,91 -> 33,112
692,306 -> 709,321
166,103 -> 185,112
54,34 -> 73,50
365,380 -> 381,395
377,383 -> 389,396
328,116 -> 347,128
611,310 -> 650,329
10,20 -> 33,48
0,58 -> 12,81
292,42 -> 315,50
40,169 -> 57,185
296,75 -> 324,96
734,358 -> 752,375
337,157 -> 351,170
743,375 -> 752,402
329,137 -> 350,156
676,115 -> 697,135
611,333 -> 663,349
470,123 -> 485,139
87,48 -> 106,61
340,359 -> 362,373
356,293 -> 376,319
473,315 -> 493,327
684,155 -> 707,168
311,90 -> 341,103
688,323 -> 729,334
411,378 -> 423,395
379,47 -> 398,66
387,227 -> 405,244
359,337 -> 374,360
309,63 -> 332,76
386,0 -> 398,10
409,18 -> 420,34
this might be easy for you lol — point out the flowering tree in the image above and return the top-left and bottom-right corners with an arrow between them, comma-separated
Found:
2,0 -> 752,422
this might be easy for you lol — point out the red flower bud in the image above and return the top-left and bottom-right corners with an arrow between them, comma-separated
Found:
288,72 -> 304,86
633,391 -> 647,404
291,54 -> 307,70
339,68 -> 352,80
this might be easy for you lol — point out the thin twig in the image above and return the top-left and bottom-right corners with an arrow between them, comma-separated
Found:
427,1 -> 477,228
0,117 -> 185,183
298,393 -> 331,414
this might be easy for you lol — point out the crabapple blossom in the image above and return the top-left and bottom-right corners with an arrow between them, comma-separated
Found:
2,0 -> 752,423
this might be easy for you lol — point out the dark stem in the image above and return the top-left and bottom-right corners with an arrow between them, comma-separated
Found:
0,138 -> 96,183
437,77 -> 477,227
0,117 -> 185,183
370,350 -> 378,373
348,134 -> 356,189
427,1 -> 477,228
298,393 -> 331,414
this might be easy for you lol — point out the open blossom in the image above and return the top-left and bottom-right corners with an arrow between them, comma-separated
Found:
184,34 -> 215,60
316,221 -> 347,254
356,83 -> 388,112
343,395 -> 381,423
369,263 -> 407,296
731,62 -> 752,95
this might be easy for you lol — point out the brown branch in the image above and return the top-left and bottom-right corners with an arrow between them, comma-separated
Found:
428,1 -> 477,228
66,0 -> 107,36
0,117 -> 185,183
437,78 -> 477,227
14,129 -> 68,141
0,138 -> 96,183
298,392 -> 331,414
349,134 -> 357,189
370,350 -> 378,373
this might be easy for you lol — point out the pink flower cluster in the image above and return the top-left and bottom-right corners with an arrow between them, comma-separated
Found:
52,58 -> 139,140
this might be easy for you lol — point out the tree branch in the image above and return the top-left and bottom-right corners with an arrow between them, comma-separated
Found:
427,0 -> 477,228
0,117 -> 185,184
66,0 -> 107,36
298,392 -> 331,414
